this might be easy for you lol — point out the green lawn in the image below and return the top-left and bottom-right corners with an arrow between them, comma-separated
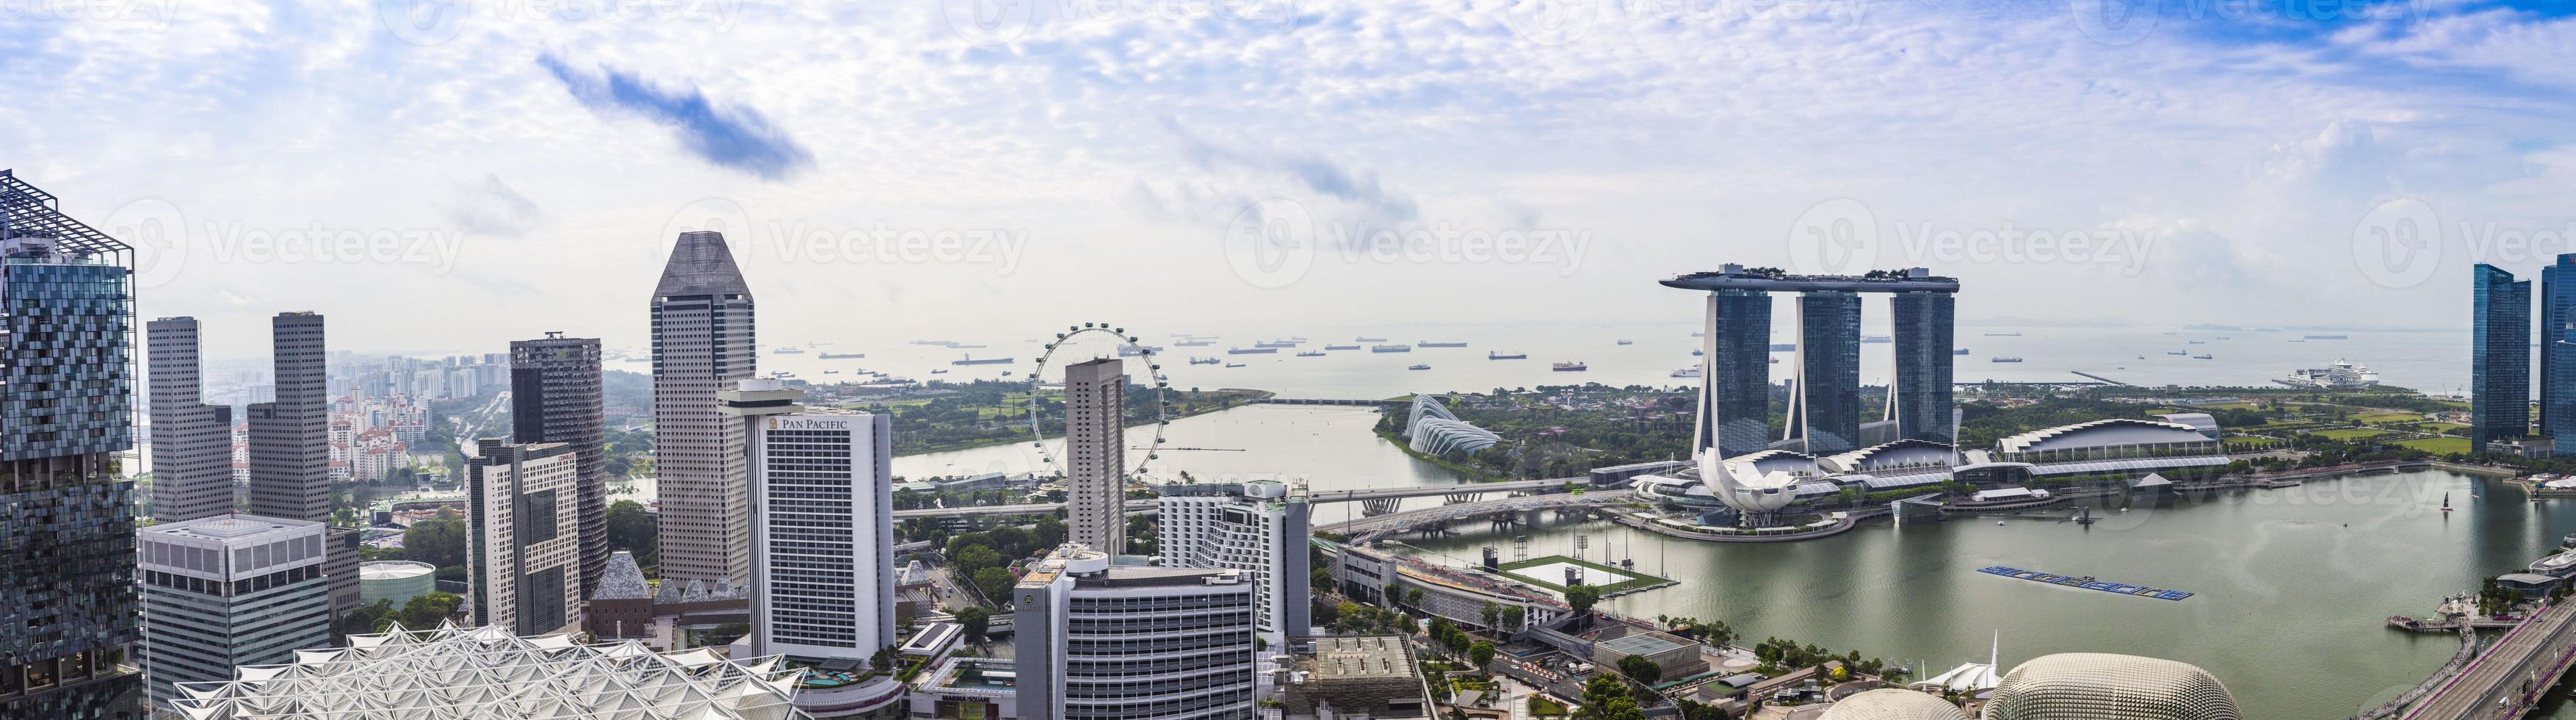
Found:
2222,436 -> 2275,450
1496,555 -> 1670,595
2195,402 -> 2262,411
2397,436 -> 2472,454
2309,428 -> 2389,441
1530,697 -> 1569,717
2425,422 -> 2470,433
2359,412 -> 2425,425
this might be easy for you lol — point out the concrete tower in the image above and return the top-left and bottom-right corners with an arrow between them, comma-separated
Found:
147,317 -> 236,522
651,231 -> 756,584
1063,358 -> 1126,553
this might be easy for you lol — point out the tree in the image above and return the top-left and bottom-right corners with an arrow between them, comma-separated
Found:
1481,602 -> 1502,631
390,592 -> 463,630
1574,674 -> 1645,720
340,599 -> 395,636
971,567 -> 1018,604
1564,586 -> 1603,627
604,500 -> 656,558
1501,606 -> 1526,632
1469,641 -> 1496,669
1618,654 -> 1663,685
1385,583 -> 1405,607
955,606 -> 991,644
403,516 -> 467,569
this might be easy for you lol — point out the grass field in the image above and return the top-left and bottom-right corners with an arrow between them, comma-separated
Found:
1496,555 -> 1670,595
2425,422 -> 2470,433
2359,412 -> 2425,424
2310,428 -> 2389,441
2396,436 -> 2472,454
2194,402 -> 2262,411
2222,435 -> 2275,450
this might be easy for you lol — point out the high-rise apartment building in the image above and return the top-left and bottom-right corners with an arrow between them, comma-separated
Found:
137,514 -> 333,707
510,334 -> 607,596
1063,358 -> 1126,552
146,317 -> 236,522
0,168 -> 144,717
466,439 -> 584,637
718,381 -> 896,665
2472,264 -> 2533,450
1156,480 -> 1312,647
1013,544 -> 1259,720
651,231 -> 756,584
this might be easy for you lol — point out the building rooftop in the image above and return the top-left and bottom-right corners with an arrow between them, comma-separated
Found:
1303,636 -> 1412,680
1660,265 -> 1958,294
143,514 -> 320,544
595,550 -> 653,601
1598,631 -> 1693,658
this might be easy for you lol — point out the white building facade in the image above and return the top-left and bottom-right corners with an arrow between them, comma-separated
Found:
138,514 -> 334,707
1014,544 -> 1259,720
1156,480 -> 1312,647
720,381 -> 898,665
466,439 -> 584,636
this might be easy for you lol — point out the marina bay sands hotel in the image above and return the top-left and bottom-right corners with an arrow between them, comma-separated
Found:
1662,264 -> 1960,459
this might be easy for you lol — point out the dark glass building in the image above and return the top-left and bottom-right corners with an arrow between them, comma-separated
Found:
1889,292 -> 1957,444
1798,291 -> 1863,454
510,334 -> 607,597
0,169 -> 142,718
2542,255 -> 2576,440
1698,290 -> 1773,458
2472,264 -> 2531,450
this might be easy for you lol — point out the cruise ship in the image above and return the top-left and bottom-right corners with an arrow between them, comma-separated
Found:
2278,359 -> 2380,389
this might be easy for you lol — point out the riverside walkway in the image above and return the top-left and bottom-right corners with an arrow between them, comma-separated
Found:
2399,598 -> 2576,719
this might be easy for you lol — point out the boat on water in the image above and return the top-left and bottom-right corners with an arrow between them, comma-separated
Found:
774,346 -> 806,354
1953,348 -> 1971,356
1324,344 -> 1361,350
623,357 -> 652,363
2166,350 -> 2188,356
1418,340 -> 1467,348
1229,347 -> 1279,355
1355,336 -> 1389,342
952,355 -> 1014,366
1224,362 -> 1245,368
2277,359 -> 2380,389
820,352 -> 865,359
1188,356 -> 1220,364
1118,345 -> 1163,356
2187,341 -> 2204,345
2443,493 -> 2453,514
1254,340 -> 1299,348
1616,339 -> 1634,345
1671,366 -> 1702,378
1488,351 -> 1527,360
930,369 -> 949,374
1991,356 -> 2023,363
1984,331 -> 2022,336
1768,357 -> 1779,364
1861,335 -> 1891,344
2191,353 -> 2213,360
1768,343 -> 1797,351
1175,339 -> 1214,347
822,370 -> 840,375
1371,345 -> 1412,353
1553,361 -> 1588,372
1407,364 -> 1430,370
2306,334 -> 2349,339
1295,350 -> 1325,357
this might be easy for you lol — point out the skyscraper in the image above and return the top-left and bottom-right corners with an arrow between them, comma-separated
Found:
246,312 -> 330,522
2472,264 -> 2532,450
0,169 -> 143,716
651,231 -> 756,585
1014,544 -> 1259,720
1698,290 -> 1773,458
466,439 -> 584,637
137,514 -> 333,707
1889,291 -> 1957,444
510,334 -> 607,596
1798,290 -> 1863,454
1156,480 -> 1312,648
718,381 -> 897,666
2542,254 -> 2576,440
147,317 -> 236,522
1063,358 -> 1126,553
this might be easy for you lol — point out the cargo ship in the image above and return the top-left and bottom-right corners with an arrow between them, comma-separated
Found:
1355,336 -> 1388,342
1671,366 -> 1702,378
1553,361 -> 1588,372
1371,345 -> 1412,353
1324,344 -> 1361,350
1991,356 -> 2022,363
1407,364 -> 1430,370
951,355 -> 1013,365
1488,351 -> 1527,360
820,352 -> 865,359
1188,357 -> 1221,365
1418,340 -> 1468,348
1228,348 -> 1278,355
1295,350 -> 1325,357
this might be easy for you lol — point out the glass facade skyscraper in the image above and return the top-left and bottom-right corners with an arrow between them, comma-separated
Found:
1699,290 -> 1774,458
1889,292 -> 1957,444
2472,264 -> 2531,450
0,170 -> 142,718
1798,291 -> 1863,454
2541,255 -> 2576,440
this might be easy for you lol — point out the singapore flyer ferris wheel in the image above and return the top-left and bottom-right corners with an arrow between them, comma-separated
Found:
1026,323 -> 1173,479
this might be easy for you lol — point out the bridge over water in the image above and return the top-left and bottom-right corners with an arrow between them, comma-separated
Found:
2395,598 -> 2576,719
1315,488 -> 1633,544
892,477 -> 1585,519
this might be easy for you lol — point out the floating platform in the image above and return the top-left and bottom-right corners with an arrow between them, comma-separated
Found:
1976,565 -> 2193,601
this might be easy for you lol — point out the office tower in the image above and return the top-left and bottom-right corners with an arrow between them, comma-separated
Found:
1797,290 -> 1863,454
1981,653 -> 2242,720
466,439 -> 583,637
1157,480 -> 1311,647
0,170 -> 142,717
652,230 -> 757,585
247,312 -> 330,520
2544,254 -> 2576,440
147,317 -> 237,522
510,334 -> 607,596
1697,290 -> 1773,458
168,625 -> 806,719
718,380 -> 896,664
137,514 -> 333,707
2472,264 -> 2533,450
1063,358 -> 1126,552
1014,544 -> 1259,720
1888,290 -> 1956,444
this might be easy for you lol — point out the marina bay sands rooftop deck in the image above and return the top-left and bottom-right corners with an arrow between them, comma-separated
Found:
1660,264 -> 1961,293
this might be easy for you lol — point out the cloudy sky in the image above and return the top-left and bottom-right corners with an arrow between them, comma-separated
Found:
5,0 -> 2574,357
